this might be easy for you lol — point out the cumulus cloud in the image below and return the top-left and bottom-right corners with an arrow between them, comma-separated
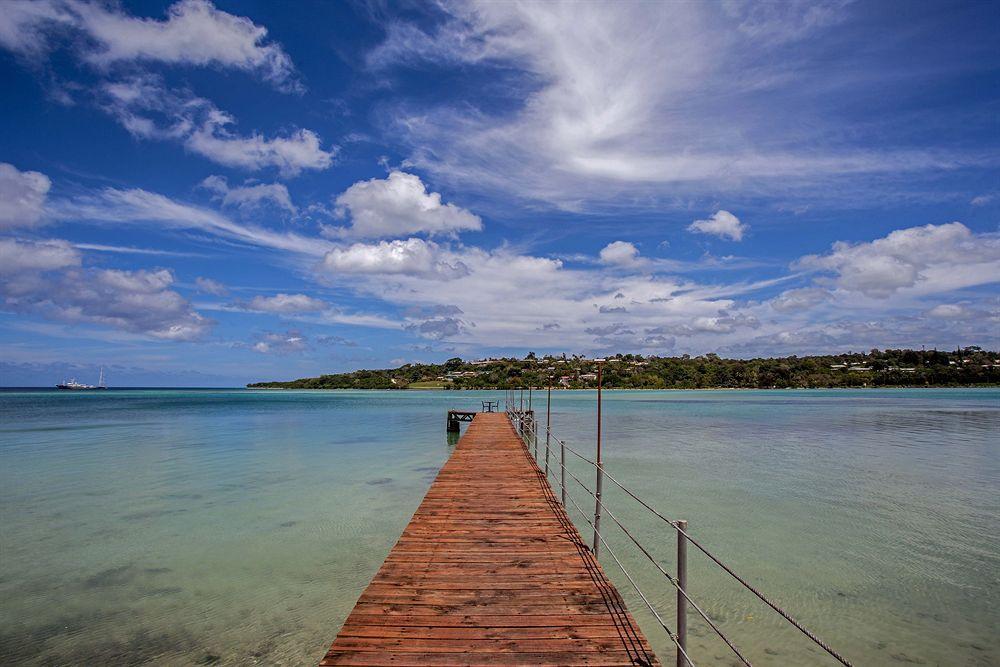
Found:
101,76 -> 334,175
0,0 -> 300,91
321,238 -> 470,279
688,210 -> 747,241
0,238 -> 211,340
585,323 -> 635,337
0,238 -> 79,274
317,239 -> 755,350
245,293 -> 327,314
195,276 -> 228,296
201,175 -> 295,214
0,163 -> 51,229
796,222 -> 1000,298
330,171 -> 481,239
404,315 -> 468,340
647,312 -> 760,336
770,287 -> 831,312
598,241 -> 640,266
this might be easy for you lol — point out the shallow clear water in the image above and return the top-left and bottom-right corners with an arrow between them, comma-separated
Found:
0,388 -> 997,666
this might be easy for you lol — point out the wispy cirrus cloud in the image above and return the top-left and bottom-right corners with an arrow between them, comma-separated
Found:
370,1 -> 983,211
48,185 -> 329,256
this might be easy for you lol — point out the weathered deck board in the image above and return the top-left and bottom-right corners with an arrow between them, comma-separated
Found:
321,412 -> 658,666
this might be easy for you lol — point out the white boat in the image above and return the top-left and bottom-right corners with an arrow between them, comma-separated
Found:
57,368 -> 108,390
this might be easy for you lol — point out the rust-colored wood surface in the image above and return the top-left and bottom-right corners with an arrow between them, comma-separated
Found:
321,412 -> 659,666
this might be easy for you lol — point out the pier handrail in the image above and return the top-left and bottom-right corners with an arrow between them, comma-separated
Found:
503,394 -> 854,667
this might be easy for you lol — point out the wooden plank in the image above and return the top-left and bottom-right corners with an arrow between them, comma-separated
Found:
320,412 -> 659,666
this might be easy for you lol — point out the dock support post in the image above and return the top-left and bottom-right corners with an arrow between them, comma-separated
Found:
676,519 -> 688,667
593,361 -> 604,558
544,381 -> 551,478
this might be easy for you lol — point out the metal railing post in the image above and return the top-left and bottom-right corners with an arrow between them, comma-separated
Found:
676,519 -> 688,667
560,439 -> 567,506
544,380 -> 551,477
533,416 -> 538,459
593,361 -> 604,557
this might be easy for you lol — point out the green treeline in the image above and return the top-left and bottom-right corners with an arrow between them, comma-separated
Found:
248,347 -> 998,390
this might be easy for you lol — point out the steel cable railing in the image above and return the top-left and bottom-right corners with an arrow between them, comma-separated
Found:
554,452 -> 696,667
513,412 -> 728,667
505,404 -> 853,667
548,442 -> 752,666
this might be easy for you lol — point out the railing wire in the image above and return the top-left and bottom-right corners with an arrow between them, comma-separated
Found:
506,406 -> 853,667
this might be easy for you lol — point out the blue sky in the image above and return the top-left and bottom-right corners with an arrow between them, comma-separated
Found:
1,0 -> 998,386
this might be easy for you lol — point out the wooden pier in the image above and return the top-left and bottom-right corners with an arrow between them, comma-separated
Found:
321,412 -> 659,666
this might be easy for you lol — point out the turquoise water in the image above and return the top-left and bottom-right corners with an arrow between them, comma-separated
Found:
0,389 -> 997,665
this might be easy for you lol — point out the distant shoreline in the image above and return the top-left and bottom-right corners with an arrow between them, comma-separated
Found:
245,384 -> 999,391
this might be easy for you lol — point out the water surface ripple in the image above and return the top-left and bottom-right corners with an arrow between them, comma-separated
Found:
0,388 -> 997,665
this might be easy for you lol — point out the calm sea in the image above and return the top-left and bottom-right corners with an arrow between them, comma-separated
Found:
0,388 -> 997,665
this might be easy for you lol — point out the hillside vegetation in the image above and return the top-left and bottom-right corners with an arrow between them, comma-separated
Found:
248,347 -> 998,390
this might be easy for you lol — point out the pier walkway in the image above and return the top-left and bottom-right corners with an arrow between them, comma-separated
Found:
321,412 -> 658,666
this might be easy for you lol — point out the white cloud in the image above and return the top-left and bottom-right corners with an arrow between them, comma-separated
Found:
201,175 -> 296,214
599,241 -> 640,266
0,239 -> 211,340
50,185 -> 328,256
0,163 -> 51,229
250,330 -> 308,353
770,287 -> 831,312
722,0 -> 851,44
796,222 -> 1000,298
330,171 -> 481,239
647,312 -> 760,336
688,210 -> 747,241
246,293 -> 327,314
0,238 -> 79,275
101,76 -> 334,175
372,2 -> 963,210
0,0 -> 300,91
186,115 -> 333,175
970,194 -> 994,206
318,240 -> 753,350
195,276 -> 228,296
322,238 -> 470,279
0,0 -> 72,58
926,304 -> 972,319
